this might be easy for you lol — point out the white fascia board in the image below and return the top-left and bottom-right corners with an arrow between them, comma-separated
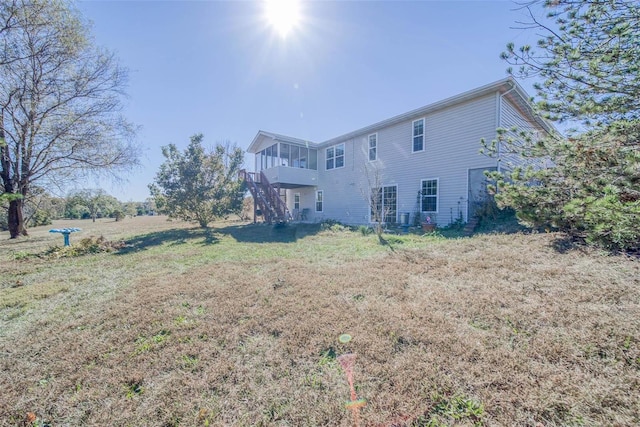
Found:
247,130 -> 319,153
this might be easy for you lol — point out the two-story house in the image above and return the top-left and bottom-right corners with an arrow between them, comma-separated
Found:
243,77 -> 552,227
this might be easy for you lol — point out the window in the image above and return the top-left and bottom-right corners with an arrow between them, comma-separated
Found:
260,143 -> 278,169
315,190 -> 323,212
291,145 -> 300,167
265,145 -> 273,167
326,143 -> 345,170
368,133 -> 377,161
257,143 -> 317,171
421,179 -> 438,212
383,186 -> 397,223
370,187 -> 382,223
279,143 -> 290,166
294,193 -> 300,210
412,118 -> 424,152
299,147 -> 308,168
370,185 -> 397,224
260,149 -> 266,171
309,149 -> 318,170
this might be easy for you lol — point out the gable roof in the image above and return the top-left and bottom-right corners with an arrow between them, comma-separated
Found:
248,77 -> 554,153
247,131 -> 318,153
321,77 -> 553,146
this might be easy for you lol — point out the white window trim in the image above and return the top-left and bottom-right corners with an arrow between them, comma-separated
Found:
369,184 -> 398,224
420,178 -> 439,213
325,143 -> 345,170
412,118 -> 425,153
315,190 -> 324,212
294,192 -> 300,210
369,186 -> 382,224
368,133 -> 377,162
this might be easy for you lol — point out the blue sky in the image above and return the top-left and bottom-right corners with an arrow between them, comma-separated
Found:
78,0 -> 541,202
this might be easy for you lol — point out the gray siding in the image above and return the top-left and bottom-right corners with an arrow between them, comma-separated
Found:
499,97 -> 544,170
303,93 -> 500,226
286,187 -> 318,221
255,79 -> 553,227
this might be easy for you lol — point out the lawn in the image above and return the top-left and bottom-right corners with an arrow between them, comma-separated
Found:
0,216 -> 638,426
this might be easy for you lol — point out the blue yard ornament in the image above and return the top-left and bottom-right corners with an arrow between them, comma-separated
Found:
49,228 -> 81,246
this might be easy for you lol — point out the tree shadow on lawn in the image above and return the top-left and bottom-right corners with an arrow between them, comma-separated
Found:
220,222 -> 321,243
116,227 -> 220,254
116,223 -> 322,254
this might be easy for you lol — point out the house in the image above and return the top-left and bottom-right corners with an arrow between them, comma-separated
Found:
242,77 -> 553,227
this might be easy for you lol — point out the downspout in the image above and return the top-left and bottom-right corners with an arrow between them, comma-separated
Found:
497,81 -> 517,173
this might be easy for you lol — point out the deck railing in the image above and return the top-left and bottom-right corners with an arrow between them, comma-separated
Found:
240,170 -> 290,224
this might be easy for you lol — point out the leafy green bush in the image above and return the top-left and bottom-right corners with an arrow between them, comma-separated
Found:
564,187 -> 640,251
489,0 -> 640,253
320,219 -> 350,232
358,225 -> 373,235
28,209 -> 53,227
489,124 -> 640,252
112,209 -> 125,221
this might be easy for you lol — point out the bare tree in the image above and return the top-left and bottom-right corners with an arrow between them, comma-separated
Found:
0,0 -> 140,238
361,162 -> 394,242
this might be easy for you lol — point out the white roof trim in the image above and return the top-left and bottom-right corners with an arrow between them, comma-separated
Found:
247,131 -> 318,153
248,78 -> 555,153
321,77 -> 553,146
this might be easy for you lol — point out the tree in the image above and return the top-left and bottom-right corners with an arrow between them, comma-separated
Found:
1,186 -> 64,230
66,189 -> 120,222
361,162 -> 394,242
121,201 -> 140,217
240,195 -> 254,221
486,0 -> 640,251
0,136 -> 20,206
503,0 -> 640,125
149,134 -> 245,228
22,186 -> 64,226
0,0 -> 139,238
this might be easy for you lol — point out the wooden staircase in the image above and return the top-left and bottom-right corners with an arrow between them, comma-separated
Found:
240,170 -> 290,224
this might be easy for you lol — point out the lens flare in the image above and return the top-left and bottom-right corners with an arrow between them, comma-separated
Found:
264,0 -> 301,38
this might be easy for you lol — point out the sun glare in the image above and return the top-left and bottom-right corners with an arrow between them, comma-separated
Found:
265,0 -> 301,38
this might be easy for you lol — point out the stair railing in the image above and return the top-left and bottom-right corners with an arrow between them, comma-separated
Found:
240,169 -> 290,223
259,171 -> 290,222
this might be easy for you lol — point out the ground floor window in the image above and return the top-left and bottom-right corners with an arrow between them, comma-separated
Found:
371,185 -> 397,224
294,193 -> 300,210
421,178 -> 438,212
383,186 -> 397,223
315,190 -> 323,212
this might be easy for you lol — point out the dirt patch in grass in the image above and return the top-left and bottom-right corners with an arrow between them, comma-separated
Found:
0,223 -> 639,426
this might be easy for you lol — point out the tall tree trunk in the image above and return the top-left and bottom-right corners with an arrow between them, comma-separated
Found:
1,110 -> 25,238
8,198 -> 27,238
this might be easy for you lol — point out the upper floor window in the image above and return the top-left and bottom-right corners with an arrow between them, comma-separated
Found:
412,118 -> 424,152
257,143 -> 317,171
421,178 -> 438,212
368,133 -> 377,161
326,143 -> 345,170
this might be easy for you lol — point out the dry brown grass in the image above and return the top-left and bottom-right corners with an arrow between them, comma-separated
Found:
0,218 -> 639,426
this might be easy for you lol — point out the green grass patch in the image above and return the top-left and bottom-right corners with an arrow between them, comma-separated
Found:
0,216 -> 638,426
0,280 -> 70,309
